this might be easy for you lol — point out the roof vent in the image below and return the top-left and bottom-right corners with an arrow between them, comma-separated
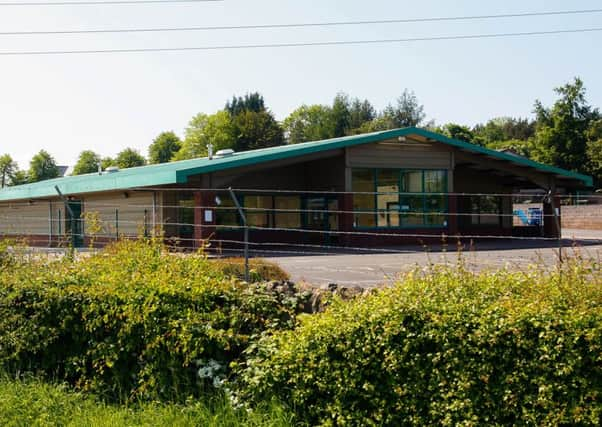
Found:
215,149 -> 235,157
105,166 -> 120,173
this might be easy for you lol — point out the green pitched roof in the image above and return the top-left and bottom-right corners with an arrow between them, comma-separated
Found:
0,127 -> 592,202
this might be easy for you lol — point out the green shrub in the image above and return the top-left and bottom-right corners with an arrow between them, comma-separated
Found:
0,239 -> 307,401
238,260 -> 602,426
0,238 -> 16,269
212,258 -> 290,283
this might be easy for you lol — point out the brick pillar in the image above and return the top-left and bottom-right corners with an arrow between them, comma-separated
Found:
194,191 -> 217,250
339,194 -> 354,246
447,195 -> 459,236
543,195 -> 561,238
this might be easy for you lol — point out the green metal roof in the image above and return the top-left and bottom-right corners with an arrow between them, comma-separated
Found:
0,127 -> 592,202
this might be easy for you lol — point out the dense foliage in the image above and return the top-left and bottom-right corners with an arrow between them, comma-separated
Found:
0,154 -> 18,188
0,240 -> 305,401
28,149 -> 60,183
2,240 -> 601,424
531,78 -> 600,173
72,150 -> 102,175
239,261 -> 602,426
113,147 -> 147,169
148,131 -> 182,164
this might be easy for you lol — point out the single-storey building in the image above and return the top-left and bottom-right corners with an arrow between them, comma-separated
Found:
0,127 -> 593,249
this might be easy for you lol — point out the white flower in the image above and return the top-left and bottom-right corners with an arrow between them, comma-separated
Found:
212,375 -> 226,388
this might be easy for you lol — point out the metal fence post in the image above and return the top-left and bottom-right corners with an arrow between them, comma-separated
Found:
144,209 -> 149,238
547,190 -> 562,265
228,188 -> 249,283
115,208 -> 119,240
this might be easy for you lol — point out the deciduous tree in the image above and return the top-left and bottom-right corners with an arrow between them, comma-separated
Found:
114,148 -> 146,169
232,110 -> 284,151
531,77 -> 600,171
72,150 -> 101,175
586,118 -> 602,186
441,123 -> 476,144
148,131 -> 182,164
10,170 -> 29,186
173,111 -> 237,160
0,154 -> 17,188
283,105 -> 334,144
28,150 -> 59,183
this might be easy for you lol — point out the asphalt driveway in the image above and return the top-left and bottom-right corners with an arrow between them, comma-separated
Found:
263,229 -> 602,287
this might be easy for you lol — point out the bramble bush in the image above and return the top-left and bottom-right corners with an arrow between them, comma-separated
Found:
238,259 -> 602,426
0,239 -> 307,401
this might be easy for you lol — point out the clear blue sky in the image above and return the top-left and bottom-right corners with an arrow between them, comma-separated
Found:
1,0 -> 601,169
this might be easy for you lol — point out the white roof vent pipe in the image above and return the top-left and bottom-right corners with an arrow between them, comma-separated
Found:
215,149 -> 235,157
207,143 -> 214,160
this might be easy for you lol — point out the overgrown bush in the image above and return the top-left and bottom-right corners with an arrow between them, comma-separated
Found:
0,238 -> 16,269
211,258 -> 290,283
0,239 -> 307,401
238,260 -> 602,426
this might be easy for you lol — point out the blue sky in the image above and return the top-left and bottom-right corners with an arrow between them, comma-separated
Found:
1,0 -> 601,169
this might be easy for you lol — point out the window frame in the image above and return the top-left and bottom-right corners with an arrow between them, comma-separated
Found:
352,168 -> 449,230
215,193 -> 303,230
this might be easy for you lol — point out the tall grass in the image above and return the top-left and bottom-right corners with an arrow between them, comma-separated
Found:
0,375 -> 294,427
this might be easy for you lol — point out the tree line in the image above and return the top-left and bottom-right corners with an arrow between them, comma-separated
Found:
1,77 -> 600,188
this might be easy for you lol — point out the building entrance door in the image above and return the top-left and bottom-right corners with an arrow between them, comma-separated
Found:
303,197 -> 338,245
177,196 -> 195,247
66,200 -> 84,248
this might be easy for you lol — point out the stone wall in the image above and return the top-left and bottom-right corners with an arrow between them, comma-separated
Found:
561,205 -> 602,230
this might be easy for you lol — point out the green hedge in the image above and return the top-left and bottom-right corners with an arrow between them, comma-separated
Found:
239,261 -> 602,426
0,240 -> 305,401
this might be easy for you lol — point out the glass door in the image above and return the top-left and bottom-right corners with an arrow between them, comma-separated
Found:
178,199 -> 195,246
66,200 -> 83,247
303,197 -> 338,245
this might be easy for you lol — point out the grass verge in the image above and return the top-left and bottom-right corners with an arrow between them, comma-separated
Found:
0,375 -> 294,427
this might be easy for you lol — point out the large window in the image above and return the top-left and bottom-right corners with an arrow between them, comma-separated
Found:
177,197 -> 195,237
274,196 -> 301,229
352,169 -> 376,228
215,193 -> 239,227
377,169 -> 400,228
215,194 -> 302,229
352,168 -> 448,228
245,196 -> 273,228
